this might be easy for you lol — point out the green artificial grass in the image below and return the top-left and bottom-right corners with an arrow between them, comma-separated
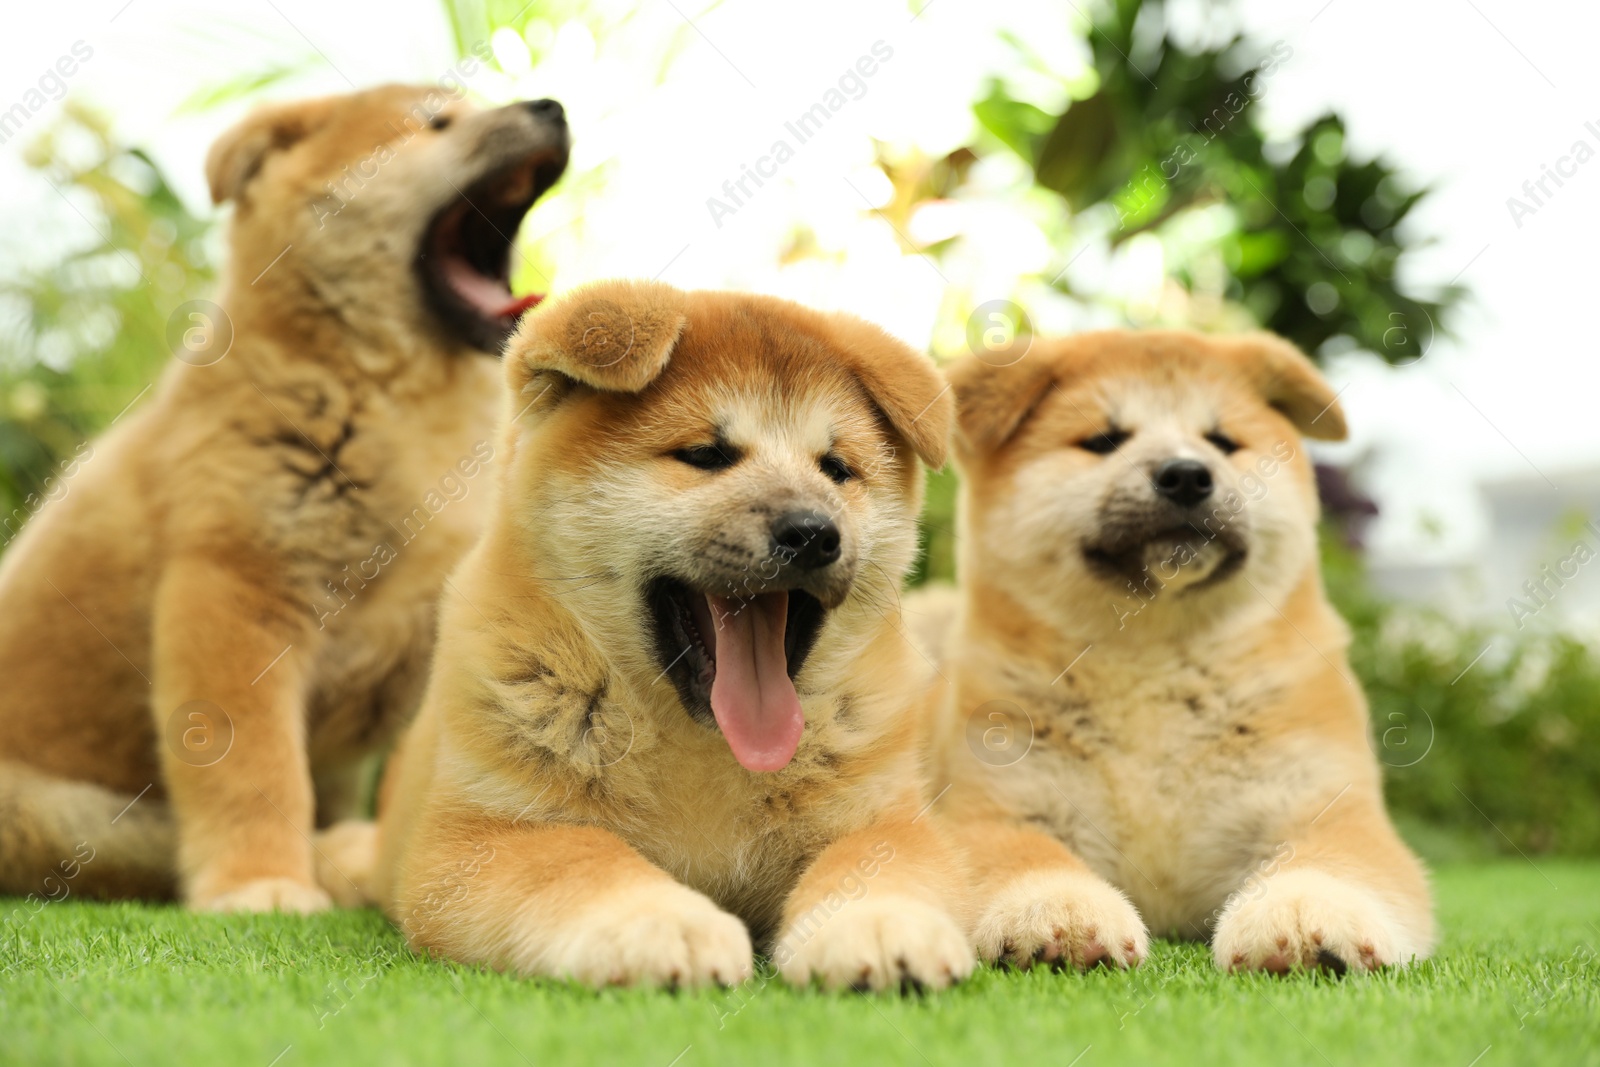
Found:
3,862 -> 1597,1067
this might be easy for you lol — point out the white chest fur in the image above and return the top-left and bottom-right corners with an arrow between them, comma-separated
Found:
966,650 -> 1345,938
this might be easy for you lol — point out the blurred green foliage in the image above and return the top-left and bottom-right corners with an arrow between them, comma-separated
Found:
1323,539 -> 1600,861
0,104 -> 215,545
908,465 -> 959,588
974,0 -> 1459,363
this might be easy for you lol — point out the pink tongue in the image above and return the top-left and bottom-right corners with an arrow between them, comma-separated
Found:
435,231 -> 513,314
497,292 -> 545,319
707,592 -> 804,772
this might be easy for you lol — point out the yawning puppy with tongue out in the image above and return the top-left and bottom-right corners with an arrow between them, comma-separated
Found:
371,279 -> 978,990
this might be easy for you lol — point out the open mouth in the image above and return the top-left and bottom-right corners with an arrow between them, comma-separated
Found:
417,149 -> 568,353
646,577 -> 828,773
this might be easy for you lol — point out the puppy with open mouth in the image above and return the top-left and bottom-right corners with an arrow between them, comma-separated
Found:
924,330 -> 1434,975
0,84 -> 567,911
373,280 -> 988,990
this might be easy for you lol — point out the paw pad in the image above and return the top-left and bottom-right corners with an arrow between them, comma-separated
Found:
1081,940 -> 1111,969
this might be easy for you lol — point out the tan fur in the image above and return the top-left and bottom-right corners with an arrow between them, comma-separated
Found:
372,280 -> 983,990
0,85 -> 568,910
927,330 -> 1433,974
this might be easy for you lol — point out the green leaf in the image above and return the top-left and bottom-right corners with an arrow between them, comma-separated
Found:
971,83 -> 1056,166
1033,91 -> 1121,211
1226,229 -> 1289,276
175,62 -> 315,115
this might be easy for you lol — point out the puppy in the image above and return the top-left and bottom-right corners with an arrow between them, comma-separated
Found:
373,280 -> 986,990
0,85 -> 569,910
927,330 -> 1434,974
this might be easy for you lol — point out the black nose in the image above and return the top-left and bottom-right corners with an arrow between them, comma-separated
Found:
771,511 -> 842,571
523,98 -> 566,124
1152,459 -> 1214,508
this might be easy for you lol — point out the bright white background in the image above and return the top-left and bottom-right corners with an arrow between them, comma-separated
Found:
2,0 -> 1596,568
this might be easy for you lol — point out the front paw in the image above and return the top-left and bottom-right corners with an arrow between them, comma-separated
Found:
1212,868 -> 1412,975
193,877 -> 332,914
776,896 -> 975,992
974,869 -> 1149,970
541,883 -> 753,989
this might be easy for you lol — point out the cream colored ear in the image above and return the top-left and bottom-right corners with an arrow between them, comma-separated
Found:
205,96 -> 337,204
822,314 -> 953,470
946,353 -> 1058,457
1228,333 -> 1347,441
503,280 -> 689,412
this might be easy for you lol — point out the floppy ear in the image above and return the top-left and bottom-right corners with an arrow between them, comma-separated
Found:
946,354 -> 1058,457
1228,333 -> 1347,441
205,96 -> 337,204
823,315 -> 953,470
504,279 -> 689,412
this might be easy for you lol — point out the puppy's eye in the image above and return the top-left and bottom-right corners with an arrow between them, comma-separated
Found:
429,115 -> 452,131
672,444 -> 738,472
819,454 -> 854,484
1077,430 -> 1130,455
1205,431 -> 1241,455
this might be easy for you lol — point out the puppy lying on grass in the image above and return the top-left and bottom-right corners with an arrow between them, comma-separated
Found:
374,280 -> 991,989
926,330 -> 1434,974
